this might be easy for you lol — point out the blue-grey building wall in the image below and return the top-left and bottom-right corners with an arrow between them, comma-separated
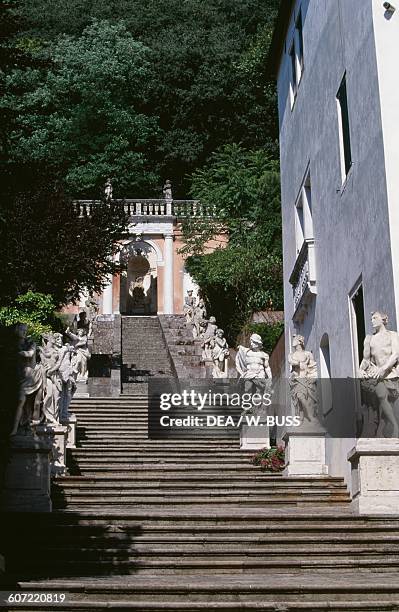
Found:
277,0 -> 395,379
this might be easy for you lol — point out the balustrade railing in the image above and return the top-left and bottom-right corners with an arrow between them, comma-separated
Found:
289,238 -> 317,316
74,199 -> 216,219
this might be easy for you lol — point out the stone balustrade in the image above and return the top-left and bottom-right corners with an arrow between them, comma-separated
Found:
289,238 -> 317,321
74,199 -> 216,219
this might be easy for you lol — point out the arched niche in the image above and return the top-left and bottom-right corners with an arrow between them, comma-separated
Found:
119,241 -> 158,315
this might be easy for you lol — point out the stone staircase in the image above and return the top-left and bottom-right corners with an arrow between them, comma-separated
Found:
121,317 -> 175,393
2,396 -> 399,610
158,314 -> 204,378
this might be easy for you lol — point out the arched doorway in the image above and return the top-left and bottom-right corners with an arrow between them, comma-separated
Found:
120,242 -> 158,315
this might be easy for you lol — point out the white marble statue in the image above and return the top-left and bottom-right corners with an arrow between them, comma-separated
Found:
85,297 -> 99,337
288,334 -> 318,424
104,178 -> 113,201
163,179 -> 172,201
201,316 -> 218,359
192,299 -> 207,338
10,323 -> 44,436
66,327 -> 90,381
358,311 -> 399,437
39,333 -> 76,425
236,333 -> 272,394
183,290 -> 196,324
211,328 -> 230,378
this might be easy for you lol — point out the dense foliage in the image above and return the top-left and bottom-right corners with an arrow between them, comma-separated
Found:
2,20 -> 159,196
183,145 -> 282,343
1,3 -> 130,307
0,0 -> 282,347
11,0 -> 280,195
0,167 -> 128,306
0,291 -> 58,341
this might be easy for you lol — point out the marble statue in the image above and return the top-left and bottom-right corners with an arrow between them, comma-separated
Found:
358,311 -> 399,437
183,290 -> 196,324
104,178 -> 113,201
236,333 -> 272,394
288,334 -> 318,424
201,316 -> 218,359
211,328 -> 230,378
66,327 -> 90,381
39,333 -> 76,425
192,299 -> 207,338
10,324 -> 44,436
85,296 -> 99,337
163,179 -> 173,201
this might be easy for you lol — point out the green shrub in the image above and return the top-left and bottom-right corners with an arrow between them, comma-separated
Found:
244,321 -> 284,354
0,291 -> 58,342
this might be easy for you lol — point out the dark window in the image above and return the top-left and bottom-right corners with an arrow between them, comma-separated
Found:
289,45 -> 297,99
352,285 -> 365,366
296,9 -> 304,70
337,75 -> 352,176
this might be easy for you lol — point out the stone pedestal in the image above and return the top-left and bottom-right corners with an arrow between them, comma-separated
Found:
283,429 -> 328,476
0,432 -> 52,512
62,413 -> 77,449
203,358 -> 214,378
348,438 -> 399,515
240,424 -> 270,449
74,379 -> 89,398
45,424 -> 68,476
240,411 -> 270,450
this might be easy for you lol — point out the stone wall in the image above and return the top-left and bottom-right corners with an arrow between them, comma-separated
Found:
88,315 -> 121,397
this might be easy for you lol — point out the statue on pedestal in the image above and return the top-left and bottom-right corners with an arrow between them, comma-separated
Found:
211,329 -> 230,378
183,290 -> 196,324
201,316 -> 218,359
192,299 -> 207,338
66,327 -> 90,381
288,334 -> 318,424
10,324 -> 44,436
358,311 -> 399,437
85,296 -> 99,337
104,178 -> 113,201
163,179 -> 173,201
39,333 -> 75,425
236,333 -> 272,394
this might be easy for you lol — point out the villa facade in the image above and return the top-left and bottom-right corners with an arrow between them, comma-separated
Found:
270,0 -> 399,480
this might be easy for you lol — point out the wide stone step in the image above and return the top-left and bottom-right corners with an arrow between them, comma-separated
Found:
9,555 -> 399,577
8,510 -> 390,527
52,494 -> 350,505
67,465 -> 300,473
55,483 -> 349,494
55,474 -> 345,483
25,530 -> 399,545
74,445 -> 241,451
55,483 -> 350,495
12,542 -> 399,557
71,450 -> 254,457
69,461 -> 265,468
7,597 -> 399,611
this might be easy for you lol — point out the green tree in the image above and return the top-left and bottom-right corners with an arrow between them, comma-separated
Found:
183,144 -> 282,343
15,0 -> 280,195
0,167 -> 128,306
0,291 -> 57,341
1,19 -> 160,196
